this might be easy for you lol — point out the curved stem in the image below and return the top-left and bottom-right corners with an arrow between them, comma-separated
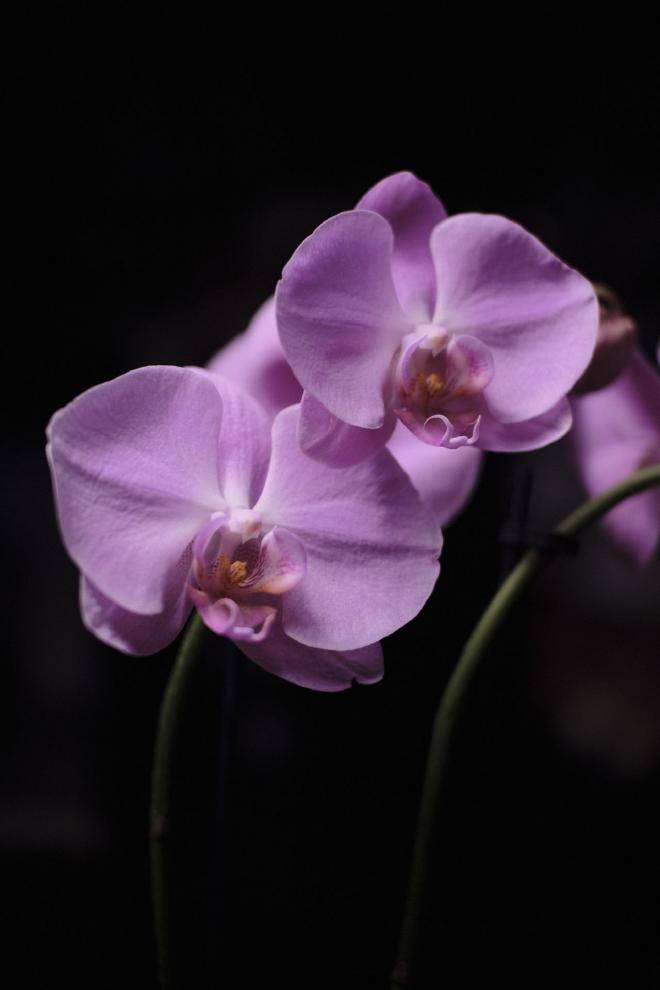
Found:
391,463 -> 660,988
150,612 -> 206,990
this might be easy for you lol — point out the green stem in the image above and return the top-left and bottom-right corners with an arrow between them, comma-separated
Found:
391,463 -> 660,989
150,612 -> 206,990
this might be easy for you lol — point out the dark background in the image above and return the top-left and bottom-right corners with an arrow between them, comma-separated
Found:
4,56 -> 660,987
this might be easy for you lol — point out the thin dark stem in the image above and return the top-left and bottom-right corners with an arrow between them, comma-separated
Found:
391,463 -> 660,988
207,644 -> 240,973
498,461 -> 534,582
150,612 -> 206,990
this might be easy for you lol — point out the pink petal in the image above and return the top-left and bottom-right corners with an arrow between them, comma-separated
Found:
572,348 -> 660,565
430,214 -> 598,422
80,575 -> 192,656
254,407 -> 441,651
276,210 -> 409,429
202,371 -> 272,508
298,391 -> 396,467
192,591 -> 277,641
386,421 -> 482,526
245,527 -> 307,594
46,366 -> 227,615
357,171 -> 447,320
207,296 -> 302,418
237,615 -> 384,692
477,398 -> 573,451
188,590 -> 239,634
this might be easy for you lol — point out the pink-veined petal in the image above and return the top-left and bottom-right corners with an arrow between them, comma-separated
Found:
237,615 -> 384,692
80,575 -> 192,656
572,348 -> 660,565
207,296 -> 302,418
244,527 -> 307,594
477,398 -> 573,452
298,391 -> 397,467
357,171 -> 447,321
46,366 -> 226,615
254,406 -> 441,651
276,210 -> 409,429
430,214 -> 598,422
387,421 -> 482,526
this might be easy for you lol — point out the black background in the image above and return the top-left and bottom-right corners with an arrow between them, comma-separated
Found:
4,52 -> 660,987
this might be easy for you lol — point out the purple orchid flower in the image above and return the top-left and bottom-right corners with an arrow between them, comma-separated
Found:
276,172 -> 598,465
572,340 -> 660,566
46,366 -> 442,691
209,297 -> 482,528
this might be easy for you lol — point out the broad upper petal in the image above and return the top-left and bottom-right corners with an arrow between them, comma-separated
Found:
237,615 -> 384,692
47,366 -> 227,615
357,171 -> 447,321
430,214 -> 598,422
254,406 -> 441,651
572,348 -> 660,565
276,210 -> 409,429
386,421 -> 482,526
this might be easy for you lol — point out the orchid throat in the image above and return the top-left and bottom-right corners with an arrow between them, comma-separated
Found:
394,326 -> 495,448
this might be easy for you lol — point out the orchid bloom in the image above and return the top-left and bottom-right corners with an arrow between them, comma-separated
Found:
571,303 -> 660,565
276,172 -> 598,465
46,367 -> 442,690
208,297 -> 482,528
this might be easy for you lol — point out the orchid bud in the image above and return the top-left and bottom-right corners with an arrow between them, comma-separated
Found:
572,285 -> 637,395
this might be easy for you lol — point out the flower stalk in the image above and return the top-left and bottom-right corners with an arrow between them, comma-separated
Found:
150,612 -> 206,990
391,462 -> 660,988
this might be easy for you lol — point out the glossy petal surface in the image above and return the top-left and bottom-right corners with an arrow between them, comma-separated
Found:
277,210 -> 408,428
431,214 -> 598,422
255,407 -> 441,650
477,398 -> 573,452
387,422 -> 482,525
47,367 -> 226,614
357,171 -> 447,320
238,616 -> 384,692
298,391 -> 396,466
80,575 -> 192,655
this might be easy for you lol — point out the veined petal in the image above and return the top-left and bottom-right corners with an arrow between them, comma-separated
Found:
357,171 -> 447,320
444,335 -> 495,396
207,296 -> 302,418
276,210 -> 409,429
237,615 -> 384,692
477,398 -> 573,452
430,214 -> 598,422
81,575 -> 192,656
298,391 -> 396,467
572,348 -> 660,565
254,406 -> 441,651
244,527 -> 306,594
386,422 -> 482,526
46,366 -> 226,615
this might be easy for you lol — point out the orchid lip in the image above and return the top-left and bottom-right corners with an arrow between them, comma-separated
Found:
188,511 -> 306,644
394,329 -> 494,448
